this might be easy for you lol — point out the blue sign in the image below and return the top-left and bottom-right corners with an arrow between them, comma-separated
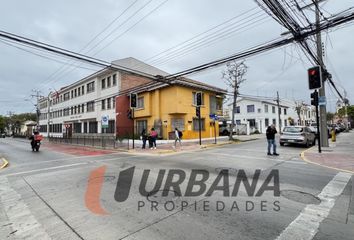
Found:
209,114 -> 219,120
101,115 -> 109,128
319,96 -> 326,106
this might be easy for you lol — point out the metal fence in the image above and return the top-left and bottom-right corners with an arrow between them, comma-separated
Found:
48,136 -> 133,150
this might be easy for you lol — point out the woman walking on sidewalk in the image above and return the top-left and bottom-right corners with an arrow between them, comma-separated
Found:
150,128 -> 158,149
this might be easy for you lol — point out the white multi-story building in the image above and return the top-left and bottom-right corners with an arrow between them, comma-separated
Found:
38,67 -> 119,138
228,96 -> 316,133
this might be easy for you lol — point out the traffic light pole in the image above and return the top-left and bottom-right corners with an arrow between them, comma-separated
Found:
198,106 -> 202,145
315,0 -> 329,147
132,108 -> 135,149
314,90 -> 322,153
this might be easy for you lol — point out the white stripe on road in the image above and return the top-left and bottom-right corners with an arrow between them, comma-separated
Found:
0,176 -> 51,239
3,162 -> 88,177
208,152 -> 306,164
275,172 -> 352,240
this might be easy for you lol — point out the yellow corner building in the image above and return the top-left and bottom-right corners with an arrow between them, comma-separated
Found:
132,77 -> 226,140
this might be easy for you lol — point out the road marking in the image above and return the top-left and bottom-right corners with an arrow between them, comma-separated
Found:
207,152 -> 305,164
300,147 -> 354,174
0,176 -> 51,239
275,172 -> 352,240
0,157 -> 9,169
3,162 -> 88,177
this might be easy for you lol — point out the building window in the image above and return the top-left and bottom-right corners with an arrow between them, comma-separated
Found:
113,74 -> 117,86
101,79 -> 106,89
193,118 -> 205,131
192,92 -> 204,106
273,119 -> 276,125
236,106 -> 240,114
82,104 -> 85,113
71,107 -> 73,115
78,105 -> 81,114
265,104 -> 269,113
101,99 -> 106,110
89,121 -> 98,133
74,89 -> 77,97
236,120 -> 241,125
136,120 -> 147,135
82,86 -> 85,95
64,92 -> 70,101
87,101 -> 95,112
107,98 -> 111,109
137,97 -> 144,109
272,106 -> 276,114
74,106 -> 77,114
107,76 -> 111,87
78,87 -> 81,96
87,81 -> 95,93
265,118 -> 269,127
113,97 -> 116,108
74,123 -> 82,133
83,122 -> 87,133
284,119 -> 288,127
71,90 -> 74,99
257,108 -> 261,113
284,108 -> 287,115
171,118 -> 185,131
247,105 -> 255,113
248,119 -> 256,127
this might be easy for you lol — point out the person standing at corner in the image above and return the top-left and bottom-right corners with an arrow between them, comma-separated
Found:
173,128 -> 182,149
266,124 -> 279,156
141,129 -> 148,149
150,128 -> 158,149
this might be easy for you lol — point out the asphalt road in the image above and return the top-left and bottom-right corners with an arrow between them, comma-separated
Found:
0,137 -> 353,240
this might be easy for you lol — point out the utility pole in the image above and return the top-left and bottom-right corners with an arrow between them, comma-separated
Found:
47,91 -> 52,138
344,91 -> 349,132
315,0 -> 329,147
276,91 -> 282,133
31,89 -> 42,127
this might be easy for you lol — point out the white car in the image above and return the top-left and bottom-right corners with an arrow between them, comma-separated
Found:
280,126 -> 316,147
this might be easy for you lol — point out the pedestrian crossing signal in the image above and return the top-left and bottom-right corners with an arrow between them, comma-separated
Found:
311,91 -> 319,106
196,92 -> 202,106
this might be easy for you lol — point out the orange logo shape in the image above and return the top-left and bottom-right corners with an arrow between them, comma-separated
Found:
85,166 -> 109,215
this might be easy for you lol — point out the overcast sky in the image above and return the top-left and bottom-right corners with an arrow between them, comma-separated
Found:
0,0 -> 353,115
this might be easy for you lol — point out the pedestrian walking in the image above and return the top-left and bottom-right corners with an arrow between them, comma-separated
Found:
150,128 -> 158,149
173,128 -> 182,149
266,124 -> 279,156
141,129 -> 148,149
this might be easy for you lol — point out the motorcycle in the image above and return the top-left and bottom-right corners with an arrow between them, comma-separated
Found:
31,140 -> 41,152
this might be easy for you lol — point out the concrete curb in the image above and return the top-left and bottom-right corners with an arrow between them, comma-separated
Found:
300,147 -> 354,174
0,157 -> 9,169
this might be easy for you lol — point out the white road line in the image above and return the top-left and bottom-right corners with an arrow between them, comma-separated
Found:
3,162 -> 88,177
0,176 -> 51,239
275,172 -> 352,240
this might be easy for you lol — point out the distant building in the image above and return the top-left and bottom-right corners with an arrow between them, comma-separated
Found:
227,96 -> 315,134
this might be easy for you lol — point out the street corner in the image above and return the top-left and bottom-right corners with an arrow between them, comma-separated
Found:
300,147 -> 354,174
0,157 -> 9,169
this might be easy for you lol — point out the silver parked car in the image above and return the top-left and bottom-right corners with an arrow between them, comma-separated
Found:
280,126 -> 316,147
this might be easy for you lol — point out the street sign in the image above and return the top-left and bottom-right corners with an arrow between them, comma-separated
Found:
101,115 -> 109,129
319,96 -> 326,106
209,114 -> 219,120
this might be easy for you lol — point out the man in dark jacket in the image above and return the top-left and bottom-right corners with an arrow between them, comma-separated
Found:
266,124 -> 279,156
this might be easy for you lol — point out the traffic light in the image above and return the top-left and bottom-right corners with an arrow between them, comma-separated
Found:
308,66 -> 322,90
311,91 -> 319,106
196,92 -> 202,106
196,106 -> 200,117
130,93 -> 137,108
127,109 -> 132,119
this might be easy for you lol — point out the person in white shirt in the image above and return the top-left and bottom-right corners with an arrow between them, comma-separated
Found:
174,128 -> 182,149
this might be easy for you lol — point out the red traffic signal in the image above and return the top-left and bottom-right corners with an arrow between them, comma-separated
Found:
308,66 -> 322,90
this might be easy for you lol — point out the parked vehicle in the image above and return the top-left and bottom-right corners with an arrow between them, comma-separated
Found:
280,126 -> 316,147
0,133 -> 5,138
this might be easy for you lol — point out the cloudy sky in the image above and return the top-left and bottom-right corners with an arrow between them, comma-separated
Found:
0,0 -> 353,115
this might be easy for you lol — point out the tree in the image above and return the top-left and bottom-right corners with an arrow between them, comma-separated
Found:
222,60 -> 247,140
338,105 -> 354,120
0,115 -> 6,133
326,112 -> 335,123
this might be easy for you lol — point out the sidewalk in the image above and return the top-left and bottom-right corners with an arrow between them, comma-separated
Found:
301,130 -> 354,173
128,134 -> 264,155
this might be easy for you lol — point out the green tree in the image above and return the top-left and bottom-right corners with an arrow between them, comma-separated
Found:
0,115 -> 6,133
338,105 -> 354,120
326,112 -> 335,122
